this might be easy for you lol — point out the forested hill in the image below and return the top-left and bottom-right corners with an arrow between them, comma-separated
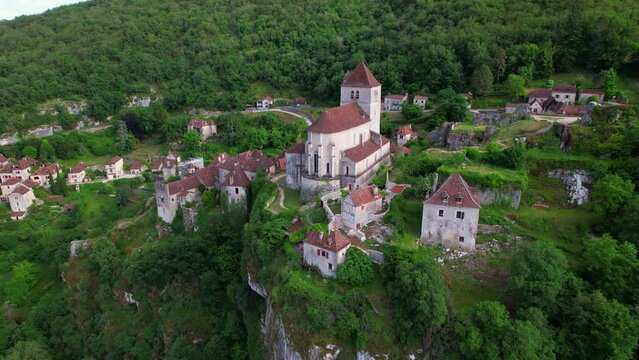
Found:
0,0 -> 638,116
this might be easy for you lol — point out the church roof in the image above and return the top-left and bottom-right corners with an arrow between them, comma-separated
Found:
424,172 -> 480,209
308,103 -> 370,134
343,137 -> 389,163
342,61 -> 381,88
304,230 -> 351,252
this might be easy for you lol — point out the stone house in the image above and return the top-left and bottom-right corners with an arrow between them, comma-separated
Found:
421,172 -> 480,251
105,156 -> 124,180
286,62 -> 391,198
303,230 -> 351,277
68,163 -> 90,185
527,99 -> 544,113
396,124 -> 417,147
29,164 -> 61,187
129,160 -> 144,175
221,164 -> 251,204
413,95 -> 428,109
0,157 -> 34,182
552,84 -> 577,104
578,89 -> 604,103
6,180 -> 36,220
384,93 -> 407,111
256,96 -> 273,109
527,88 -> 552,104
341,185 -> 383,230
187,118 -> 217,141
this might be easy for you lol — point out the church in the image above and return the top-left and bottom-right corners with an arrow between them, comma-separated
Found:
286,62 -> 392,199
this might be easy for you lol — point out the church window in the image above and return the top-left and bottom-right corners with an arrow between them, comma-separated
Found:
350,91 -> 354,99
359,134 -> 363,145
313,154 -> 318,174
326,162 -> 330,175
356,90 -> 360,99
346,166 -> 349,175
438,209 -> 444,217
459,236 -> 465,243
456,211 -> 465,219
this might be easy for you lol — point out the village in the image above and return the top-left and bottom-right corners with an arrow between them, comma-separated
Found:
0,61 -> 618,281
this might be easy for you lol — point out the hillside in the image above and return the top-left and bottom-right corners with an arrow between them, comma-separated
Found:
1,0 -> 638,126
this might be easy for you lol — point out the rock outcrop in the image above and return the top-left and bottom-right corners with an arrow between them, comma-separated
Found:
476,186 -> 521,209
548,169 -> 592,205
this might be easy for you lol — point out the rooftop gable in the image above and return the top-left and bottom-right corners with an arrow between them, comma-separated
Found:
347,185 -> 382,207
304,230 -> 351,252
342,61 -> 381,88
425,172 -> 480,209
308,103 -> 370,134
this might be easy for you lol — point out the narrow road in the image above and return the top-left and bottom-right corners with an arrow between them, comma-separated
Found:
268,107 -> 313,126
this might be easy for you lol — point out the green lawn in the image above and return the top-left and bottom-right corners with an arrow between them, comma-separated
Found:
492,119 -> 551,145
283,188 -> 301,209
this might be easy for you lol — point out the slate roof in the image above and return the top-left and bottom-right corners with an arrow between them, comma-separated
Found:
342,61 -> 381,88
424,172 -> 480,209
106,156 -> 122,165
308,103 -> 370,134
344,137 -> 390,163
348,185 -> 382,206
553,84 -> 577,93
304,230 -> 351,252
285,143 -> 306,154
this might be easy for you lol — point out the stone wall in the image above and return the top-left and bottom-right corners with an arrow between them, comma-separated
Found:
476,186 -> 521,209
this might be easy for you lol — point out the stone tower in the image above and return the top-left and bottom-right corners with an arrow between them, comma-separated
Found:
339,61 -> 382,134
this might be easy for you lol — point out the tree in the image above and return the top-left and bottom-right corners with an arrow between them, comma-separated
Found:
470,64 -> 494,96
115,181 -> 131,207
503,74 -> 526,100
558,291 -> 638,360
511,241 -> 568,314
180,130 -> 201,158
5,260 -> 38,305
581,235 -> 638,303
50,173 -> 68,196
604,68 -> 618,101
172,206 -> 186,234
38,140 -> 55,162
88,238 -> 121,285
336,248 -> 375,286
456,301 -> 554,360
402,103 -> 424,120
5,340 -> 51,360
384,248 -> 447,343
115,120 -> 135,154
591,174 -> 634,216
21,145 -> 37,158
434,88 -> 469,123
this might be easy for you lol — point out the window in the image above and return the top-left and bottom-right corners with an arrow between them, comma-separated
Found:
438,209 -> 444,217
326,162 -> 330,175
313,153 -> 318,174
456,211 -> 465,219
317,249 -> 320,256
346,166 -> 349,175
459,236 -> 465,243
350,91 -> 354,99
565,95 -> 569,99
235,188 -> 239,194
359,134 -> 363,144
328,263 -> 333,270
555,94 -> 560,99
356,90 -> 360,99
361,206 -> 364,210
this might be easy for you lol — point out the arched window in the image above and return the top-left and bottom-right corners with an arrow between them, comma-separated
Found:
350,91 -> 354,99
356,90 -> 360,99
326,162 -> 330,175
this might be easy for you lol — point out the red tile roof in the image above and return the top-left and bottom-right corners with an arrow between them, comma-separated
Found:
553,84 -> 576,93
0,154 -> 6,163
288,217 -> 305,233
414,95 -> 428,101
528,88 -> 552,99
308,103 -> 370,134
21,179 -> 38,188
220,150 -> 272,174
106,156 -> 122,165
188,118 -> 216,128
425,172 -> 480,209
2,177 -> 21,185
401,146 -> 411,155
168,175 -> 201,196
11,211 -> 25,218
20,157 -> 38,167
33,164 -> 60,176
130,160 -> 142,170
11,184 -> 32,195
220,165 -> 251,187
342,61 -> 381,88
344,137 -> 389,163
562,105 -> 585,116
70,163 -> 86,174
285,143 -> 305,154
385,94 -> 406,100
348,185 -> 382,206
195,164 -> 219,188
397,125 -> 417,136
304,230 -> 351,252
391,184 -> 407,194
14,159 -> 31,170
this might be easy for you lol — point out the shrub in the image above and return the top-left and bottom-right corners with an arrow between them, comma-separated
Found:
337,248 -> 375,286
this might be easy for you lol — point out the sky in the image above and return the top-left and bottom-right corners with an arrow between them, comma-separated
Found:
0,0 -> 86,20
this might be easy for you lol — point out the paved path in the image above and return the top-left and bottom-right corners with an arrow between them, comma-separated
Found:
531,114 -> 580,125
268,108 -> 313,126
